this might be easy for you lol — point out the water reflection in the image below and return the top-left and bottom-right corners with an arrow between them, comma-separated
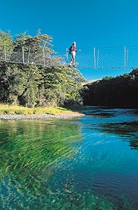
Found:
0,107 -> 138,209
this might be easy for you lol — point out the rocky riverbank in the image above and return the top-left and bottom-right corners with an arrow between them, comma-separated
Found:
0,113 -> 84,121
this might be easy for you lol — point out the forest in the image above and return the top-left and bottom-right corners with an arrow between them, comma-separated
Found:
82,69 -> 138,108
0,30 -> 86,108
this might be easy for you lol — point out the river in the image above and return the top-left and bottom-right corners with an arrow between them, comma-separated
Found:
0,107 -> 138,209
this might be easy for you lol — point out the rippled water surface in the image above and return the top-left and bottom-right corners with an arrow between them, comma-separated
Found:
0,107 -> 138,209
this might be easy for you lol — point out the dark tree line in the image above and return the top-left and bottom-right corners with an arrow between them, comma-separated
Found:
82,69 -> 138,108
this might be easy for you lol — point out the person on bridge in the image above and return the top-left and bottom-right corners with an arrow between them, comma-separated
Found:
69,41 -> 77,67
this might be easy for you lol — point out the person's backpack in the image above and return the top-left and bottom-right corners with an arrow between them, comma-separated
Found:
69,46 -> 72,54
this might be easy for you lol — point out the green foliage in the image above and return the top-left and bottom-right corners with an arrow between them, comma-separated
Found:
13,31 -> 54,54
0,30 -> 12,46
102,76 -> 113,80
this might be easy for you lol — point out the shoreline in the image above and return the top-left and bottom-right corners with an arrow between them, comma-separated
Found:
0,113 -> 84,121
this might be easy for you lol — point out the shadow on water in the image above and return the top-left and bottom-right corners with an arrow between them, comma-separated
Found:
81,106 -> 116,118
97,121 -> 138,149
81,106 -> 138,150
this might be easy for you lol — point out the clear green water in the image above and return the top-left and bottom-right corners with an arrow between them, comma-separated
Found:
0,107 -> 138,210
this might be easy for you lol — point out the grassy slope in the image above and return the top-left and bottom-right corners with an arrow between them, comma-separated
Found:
0,104 -> 79,115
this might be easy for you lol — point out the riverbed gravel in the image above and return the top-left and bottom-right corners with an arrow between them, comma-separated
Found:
0,113 -> 84,120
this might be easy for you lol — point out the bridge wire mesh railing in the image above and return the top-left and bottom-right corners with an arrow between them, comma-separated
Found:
1,46 -> 138,69
66,46 -> 138,69
0,46 -> 63,67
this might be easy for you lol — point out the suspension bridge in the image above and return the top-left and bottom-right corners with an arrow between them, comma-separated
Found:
1,46 -> 138,70
65,46 -> 138,69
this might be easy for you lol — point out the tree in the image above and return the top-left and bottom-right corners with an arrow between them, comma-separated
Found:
0,30 -> 13,61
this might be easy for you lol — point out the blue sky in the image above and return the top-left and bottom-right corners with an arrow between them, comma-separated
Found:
1,0 -> 138,80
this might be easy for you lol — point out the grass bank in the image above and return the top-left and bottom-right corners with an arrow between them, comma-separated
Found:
0,104 -> 79,115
